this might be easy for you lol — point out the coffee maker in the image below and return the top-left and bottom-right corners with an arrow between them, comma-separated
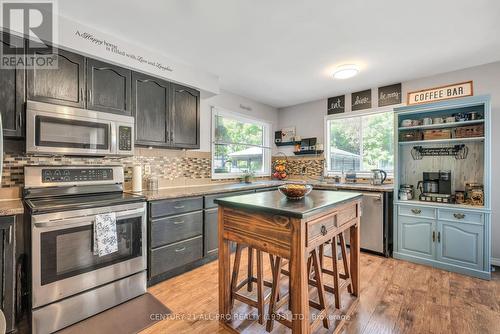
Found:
417,171 -> 452,203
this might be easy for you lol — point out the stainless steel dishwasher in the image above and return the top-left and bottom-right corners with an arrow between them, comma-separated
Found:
344,191 -> 392,256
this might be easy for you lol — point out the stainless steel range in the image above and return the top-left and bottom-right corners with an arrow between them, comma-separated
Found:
24,165 -> 147,334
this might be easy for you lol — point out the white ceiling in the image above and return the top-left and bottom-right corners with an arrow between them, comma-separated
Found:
59,0 -> 500,108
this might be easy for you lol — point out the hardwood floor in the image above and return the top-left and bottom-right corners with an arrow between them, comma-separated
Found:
143,251 -> 500,334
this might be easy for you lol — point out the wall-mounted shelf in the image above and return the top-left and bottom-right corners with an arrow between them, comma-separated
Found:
398,119 -> 484,131
399,137 -> 484,146
293,150 -> 324,156
275,141 -> 300,147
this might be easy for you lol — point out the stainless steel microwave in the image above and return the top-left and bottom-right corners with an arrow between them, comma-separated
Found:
26,101 -> 134,156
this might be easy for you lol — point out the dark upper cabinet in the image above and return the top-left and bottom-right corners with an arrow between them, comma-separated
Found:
0,34 -> 25,138
170,83 -> 200,149
27,48 -> 85,108
87,58 -> 132,115
132,72 -> 170,146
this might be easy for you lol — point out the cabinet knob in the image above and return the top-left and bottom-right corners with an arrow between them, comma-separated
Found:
320,225 -> 327,236
411,208 -> 421,215
437,231 -> 441,243
432,231 -> 436,242
453,213 -> 465,219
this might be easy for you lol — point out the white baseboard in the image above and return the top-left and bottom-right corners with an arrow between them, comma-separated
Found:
491,257 -> 500,267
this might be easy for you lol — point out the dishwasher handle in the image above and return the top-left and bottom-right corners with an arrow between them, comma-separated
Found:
363,193 -> 383,201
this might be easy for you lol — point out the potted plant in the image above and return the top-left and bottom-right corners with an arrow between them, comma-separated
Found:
242,170 -> 255,184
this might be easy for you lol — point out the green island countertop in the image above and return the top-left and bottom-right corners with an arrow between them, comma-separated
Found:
214,189 -> 362,219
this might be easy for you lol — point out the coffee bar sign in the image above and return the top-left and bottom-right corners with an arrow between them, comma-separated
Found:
407,81 -> 473,105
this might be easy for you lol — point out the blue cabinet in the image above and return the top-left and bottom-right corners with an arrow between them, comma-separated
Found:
437,220 -> 483,270
398,216 -> 435,259
393,96 -> 491,280
394,203 -> 489,279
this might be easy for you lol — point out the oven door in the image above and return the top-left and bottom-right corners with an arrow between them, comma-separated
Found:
31,202 -> 146,308
26,109 -> 114,156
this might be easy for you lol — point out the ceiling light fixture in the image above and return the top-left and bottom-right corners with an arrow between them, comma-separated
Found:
333,64 -> 359,79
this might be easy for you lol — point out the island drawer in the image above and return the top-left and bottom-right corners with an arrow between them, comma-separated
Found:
150,211 -> 203,248
336,203 -> 358,227
204,190 -> 255,209
150,197 -> 203,217
307,213 -> 336,244
399,205 -> 436,219
438,209 -> 483,225
150,236 -> 203,277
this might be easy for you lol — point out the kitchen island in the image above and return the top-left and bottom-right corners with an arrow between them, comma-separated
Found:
215,190 -> 362,333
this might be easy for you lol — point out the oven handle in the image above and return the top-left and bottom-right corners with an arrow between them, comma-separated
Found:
33,207 -> 145,229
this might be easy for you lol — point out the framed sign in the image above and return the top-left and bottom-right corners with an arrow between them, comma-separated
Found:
407,81 -> 473,105
281,126 -> 296,142
378,83 -> 401,107
352,89 -> 372,111
327,95 -> 345,114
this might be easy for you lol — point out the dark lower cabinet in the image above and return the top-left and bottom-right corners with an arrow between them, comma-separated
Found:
132,72 -> 170,146
148,197 -> 204,284
147,189 -> 285,285
27,48 -> 85,108
170,84 -> 200,149
151,211 -> 203,248
0,34 -> 25,138
87,58 -> 132,115
147,187 -> 281,285
204,208 -> 219,256
150,236 -> 203,277
0,216 -> 15,333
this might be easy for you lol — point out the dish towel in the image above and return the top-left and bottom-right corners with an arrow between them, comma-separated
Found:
93,212 -> 118,257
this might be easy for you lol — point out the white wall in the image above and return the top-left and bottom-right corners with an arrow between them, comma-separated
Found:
199,89 -> 279,152
7,15 -> 220,95
277,61 -> 500,262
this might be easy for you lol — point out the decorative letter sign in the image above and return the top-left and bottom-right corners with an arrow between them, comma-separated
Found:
327,95 -> 345,114
407,81 -> 473,105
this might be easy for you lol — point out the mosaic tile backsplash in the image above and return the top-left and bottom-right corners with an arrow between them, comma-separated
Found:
1,147 -> 324,189
1,148 -> 211,188
273,156 -> 325,177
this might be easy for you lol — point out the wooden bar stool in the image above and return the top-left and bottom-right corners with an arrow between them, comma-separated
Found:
230,244 -> 274,324
266,248 -> 329,332
318,231 -> 352,309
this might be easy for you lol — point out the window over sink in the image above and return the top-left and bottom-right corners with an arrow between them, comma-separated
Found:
211,107 -> 271,179
325,108 -> 394,176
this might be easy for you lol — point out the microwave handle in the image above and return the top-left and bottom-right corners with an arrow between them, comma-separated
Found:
110,122 -> 117,153
33,207 -> 145,228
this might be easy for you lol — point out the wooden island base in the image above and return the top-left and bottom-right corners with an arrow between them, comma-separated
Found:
220,266 -> 360,334
215,190 -> 362,334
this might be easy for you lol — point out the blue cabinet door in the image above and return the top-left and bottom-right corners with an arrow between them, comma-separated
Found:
436,221 -> 484,270
398,216 -> 435,259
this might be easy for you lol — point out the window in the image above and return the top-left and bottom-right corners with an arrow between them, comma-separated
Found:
211,108 -> 271,178
326,109 -> 394,175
